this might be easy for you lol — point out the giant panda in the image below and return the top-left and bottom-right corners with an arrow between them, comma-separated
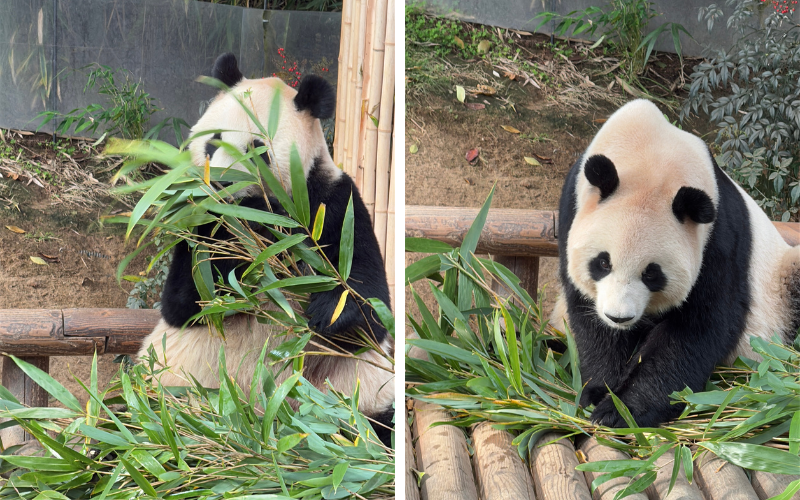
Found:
552,99 -> 799,428
138,53 -> 394,445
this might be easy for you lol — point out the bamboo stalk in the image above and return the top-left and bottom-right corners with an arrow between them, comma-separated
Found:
352,0 -> 368,187
373,0 -> 394,252
385,152 -> 395,304
359,0 -> 388,220
333,0 -> 352,166
343,0 -> 363,180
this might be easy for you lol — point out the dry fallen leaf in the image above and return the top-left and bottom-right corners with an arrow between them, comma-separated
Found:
465,103 -> 485,110
501,125 -> 521,134
475,84 -> 496,95
524,156 -> 541,166
477,40 -> 491,54
532,152 -> 553,164
454,36 -> 465,50
409,144 -> 419,154
456,85 -> 466,103
5,225 -> 25,234
464,178 -> 475,185
504,71 -> 517,80
593,118 -> 607,123
30,256 -> 47,266
38,253 -> 58,262
466,148 -> 480,164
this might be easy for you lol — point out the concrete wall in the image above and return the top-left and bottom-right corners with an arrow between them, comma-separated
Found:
0,0 -> 340,139
410,0 -> 772,56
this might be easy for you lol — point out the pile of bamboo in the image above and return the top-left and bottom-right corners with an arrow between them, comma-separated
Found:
334,0 -> 395,301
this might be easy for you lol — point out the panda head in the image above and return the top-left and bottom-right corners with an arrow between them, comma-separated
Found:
567,100 -> 719,329
188,53 -> 337,193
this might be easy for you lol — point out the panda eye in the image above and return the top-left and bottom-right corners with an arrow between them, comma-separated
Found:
589,251 -> 613,281
642,263 -> 667,292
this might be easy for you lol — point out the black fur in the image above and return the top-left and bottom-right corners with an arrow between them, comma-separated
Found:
584,155 -> 619,200
559,154 -> 752,428
642,263 -> 667,293
205,133 -> 222,160
212,52 -> 244,88
294,75 -> 336,120
372,407 -> 394,447
589,252 -> 612,281
672,186 -> 716,224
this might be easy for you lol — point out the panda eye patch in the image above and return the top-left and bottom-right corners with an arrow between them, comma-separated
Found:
641,263 -> 667,292
589,252 -> 612,281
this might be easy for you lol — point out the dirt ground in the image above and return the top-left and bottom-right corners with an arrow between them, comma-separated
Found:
404,31 -> 692,330
0,132 -> 146,405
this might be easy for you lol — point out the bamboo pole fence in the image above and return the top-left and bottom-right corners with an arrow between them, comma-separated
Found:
334,0 -> 395,302
405,206 -> 800,500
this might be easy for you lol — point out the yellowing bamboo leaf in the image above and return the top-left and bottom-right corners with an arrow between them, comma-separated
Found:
456,85 -> 465,103
329,290 -> 349,326
409,144 -> 419,154
502,125 -> 521,134
477,40 -> 491,54
524,156 -> 541,166
203,155 -> 211,187
454,36 -> 464,50
5,225 -> 25,234
312,203 -> 326,241
30,256 -> 47,265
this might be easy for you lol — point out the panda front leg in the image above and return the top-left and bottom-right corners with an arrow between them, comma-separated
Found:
589,319 -> 719,428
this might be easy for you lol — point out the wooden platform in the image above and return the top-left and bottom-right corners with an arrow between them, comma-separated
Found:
407,401 -> 800,500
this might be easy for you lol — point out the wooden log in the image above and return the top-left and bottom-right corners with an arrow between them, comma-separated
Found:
472,422 -> 537,500
775,222 -> 799,246
0,356 -> 49,446
750,471 -> 800,500
413,401 -> 479,500
406,412 -> 421,500
644,449 -> 704,500
406,206 -> 558,257
695,452 -> 758,500
529,432 -> 592,500
62,308 -> 160,337
579,437 -> 647,500
405,207 -> 796,257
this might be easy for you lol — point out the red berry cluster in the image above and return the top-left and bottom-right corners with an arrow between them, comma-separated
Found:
277,47 -> 302,87
763,0 -> 797,15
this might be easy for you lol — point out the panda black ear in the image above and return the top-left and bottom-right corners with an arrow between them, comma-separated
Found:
584,155 -> 619,200
672,187 -> 716,224
212,53 -> 243,88
294,75 -> 336,119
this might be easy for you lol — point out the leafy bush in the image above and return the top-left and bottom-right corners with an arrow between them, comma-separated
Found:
533,0 -> 690,79
683,0 -> 800,221
0,352 -> 393,499
36,64 -> 188,143
406,188 -> 800,499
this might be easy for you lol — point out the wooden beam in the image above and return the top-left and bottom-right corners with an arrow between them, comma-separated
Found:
472,422 -> 537,500
405,206 -> 799,255
529,432 -> 592,500
406,206 -> 558,257
0,309 -> 160,356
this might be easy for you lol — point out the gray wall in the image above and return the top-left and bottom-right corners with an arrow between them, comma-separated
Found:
411,0 -> 772,56
0,0 -> 340,140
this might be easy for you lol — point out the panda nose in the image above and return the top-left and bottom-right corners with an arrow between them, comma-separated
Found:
606,314 -> 635,324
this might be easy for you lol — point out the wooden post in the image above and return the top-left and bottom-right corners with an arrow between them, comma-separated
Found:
472,422 -> 537,500
413,401 -> 479,500
579,437 -> 648,500
529,432 -> 592,500
644,449 -> 704,500
0,356 -> 49,447
492,255 -> 540,301
406,412 -> 421,500
695,452 -> 759,500
749,471 -> 800,500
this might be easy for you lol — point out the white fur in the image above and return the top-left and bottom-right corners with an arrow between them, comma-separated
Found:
139,315 -> 394,414
188,76 -> 342,194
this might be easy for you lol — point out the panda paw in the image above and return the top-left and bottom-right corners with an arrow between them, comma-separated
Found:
580,383 -> 608,408
590,396 -> 635,428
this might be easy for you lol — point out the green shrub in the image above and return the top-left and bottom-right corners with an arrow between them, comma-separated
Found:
683,0 -> 800,221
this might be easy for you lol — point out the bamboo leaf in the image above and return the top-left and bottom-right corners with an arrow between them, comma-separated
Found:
7,355 -> 82,413
290,143 -> 310,226
339,193 -> 355,281
330,290 -> 349,326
